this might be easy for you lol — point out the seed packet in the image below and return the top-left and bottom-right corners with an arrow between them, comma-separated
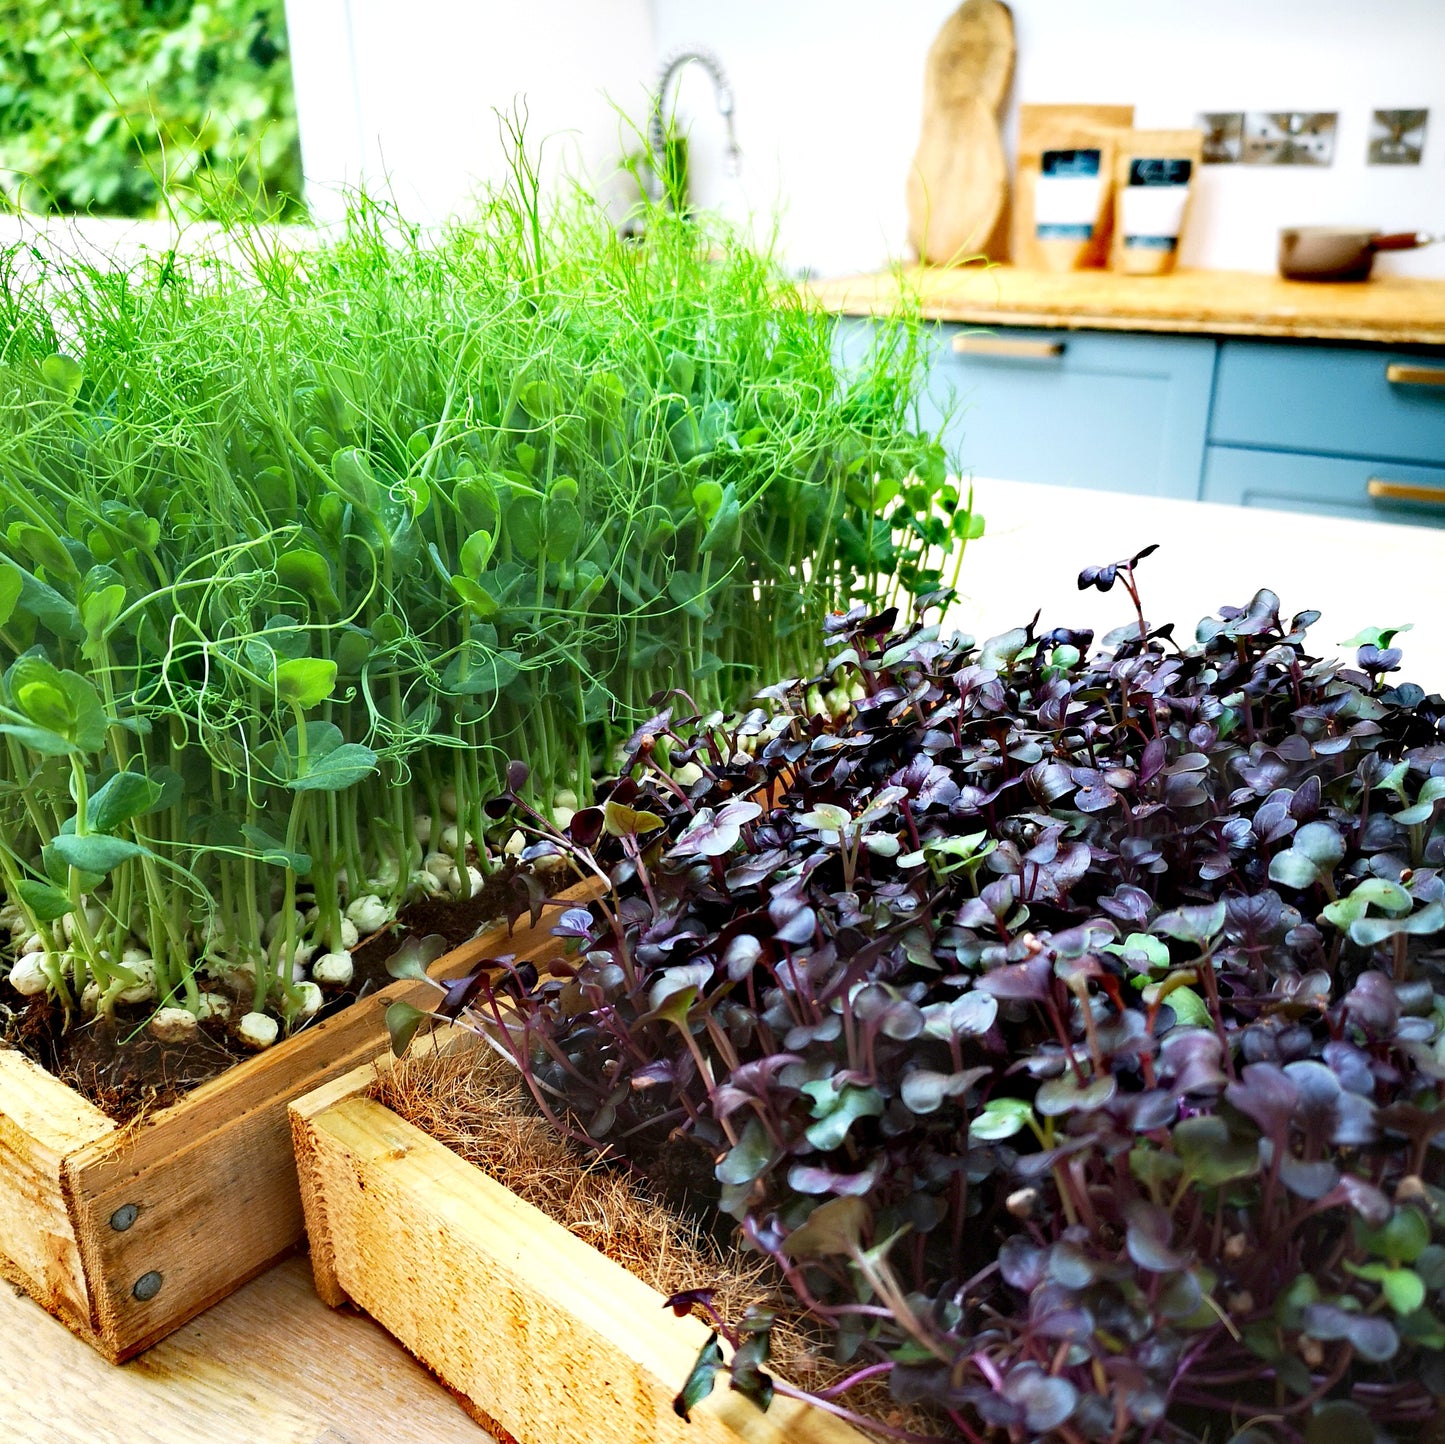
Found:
1013,104 -> 1133,270
1111,129 -> 1204,275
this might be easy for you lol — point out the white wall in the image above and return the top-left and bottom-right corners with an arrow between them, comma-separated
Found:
651,0 -> 1445,277
284,0 -> 656,224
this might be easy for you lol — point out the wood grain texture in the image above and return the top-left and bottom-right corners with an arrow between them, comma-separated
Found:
807,264 -> 1445,346
906,0 -> 1014,265
0,878 -> 596,1361
295,1087 -> 867,1444
0,1051 -> 114,1330
0,1253 -> 488,1444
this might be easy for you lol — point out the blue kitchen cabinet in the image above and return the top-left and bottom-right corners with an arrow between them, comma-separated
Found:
917,325 -> 1217,499
833,318 -> 1216,499
833,316 -> 1445,524
1204,341 -> 1445,527
1200,447 -> 1445,526
1211,343 -> 1445,464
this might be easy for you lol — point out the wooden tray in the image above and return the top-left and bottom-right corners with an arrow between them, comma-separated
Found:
0,881 -> 589,1362
290,1035 -> 867,1444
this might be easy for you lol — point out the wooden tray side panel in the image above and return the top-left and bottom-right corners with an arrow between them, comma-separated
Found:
295,1094 -> 865,1444
0,1051 -> 115,1333
54,890 -> 589,1361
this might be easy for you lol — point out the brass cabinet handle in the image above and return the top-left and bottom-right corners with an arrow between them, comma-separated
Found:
1367,477 -> 1445,506
952,335 -> 1065,360
1385,362 -> 1445,387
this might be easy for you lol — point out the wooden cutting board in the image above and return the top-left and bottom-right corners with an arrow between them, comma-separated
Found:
906,0 -> 1015,265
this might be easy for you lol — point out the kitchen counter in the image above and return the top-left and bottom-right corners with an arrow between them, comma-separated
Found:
808,265 -> 1445,346
948,478 -> 1444,687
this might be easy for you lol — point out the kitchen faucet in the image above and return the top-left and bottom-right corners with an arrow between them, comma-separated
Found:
647,46 -> 742,208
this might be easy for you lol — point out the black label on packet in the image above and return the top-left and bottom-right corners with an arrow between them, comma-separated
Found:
1041,149 -> 1102,178
1127,158 -> 1193,187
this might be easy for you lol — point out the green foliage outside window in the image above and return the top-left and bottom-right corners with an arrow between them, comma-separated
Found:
0,0 -> 304,219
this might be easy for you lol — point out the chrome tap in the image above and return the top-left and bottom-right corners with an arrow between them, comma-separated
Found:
647,46 -> 742,207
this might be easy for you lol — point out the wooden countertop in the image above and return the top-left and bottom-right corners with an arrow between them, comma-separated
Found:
807,265 -> 1445,346
0,1254 -> 487,1444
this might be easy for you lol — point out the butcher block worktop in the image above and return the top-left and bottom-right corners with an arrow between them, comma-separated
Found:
808,265 -> 1445,346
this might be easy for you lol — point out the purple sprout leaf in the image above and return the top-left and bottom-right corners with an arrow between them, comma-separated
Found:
999,1237 -> 1048,1292
1152,900 -> 1227,945
1172,1115 -> 1259,1187
437,970 -> 490,1019
1035,1070 -> 1118,1117
383,999 -> 429,1057
1099,883 -> 1154,926
1265,1142 -> 1341,1200
1226,1062 -> 1300,1139
782,1195 -> 870,1258
801,1079 -> 885,1150
664,1287 -> 715,1319
716,1118 -> 774,1187
551,907 -> 595,940
672,800 -> 761,857
568,805 -> 605,848
1301,1303 -> 1400,1363
786,1157 -> 884,1197
1001,1363 -> 1079,1433
769,892 -> 818,946
975,957 -> 1052,1001
1159,1029 -> 1229,1095
851,984 -> 924,1040
720,932 -> 764,981
724,847 -> 789,892
900,1066 -> 991,1116
384,932 -> 451,982
1125,1199 -> 1193,1273
673,1333 -> 724,1421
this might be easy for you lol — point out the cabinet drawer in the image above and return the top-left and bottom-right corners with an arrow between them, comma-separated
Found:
1211,341 -> 1445,464
921,326 -> 1216,499
1201,444 -> 1445,527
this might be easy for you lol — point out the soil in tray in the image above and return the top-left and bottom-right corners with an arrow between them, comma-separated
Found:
0,869 -> 528,1123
